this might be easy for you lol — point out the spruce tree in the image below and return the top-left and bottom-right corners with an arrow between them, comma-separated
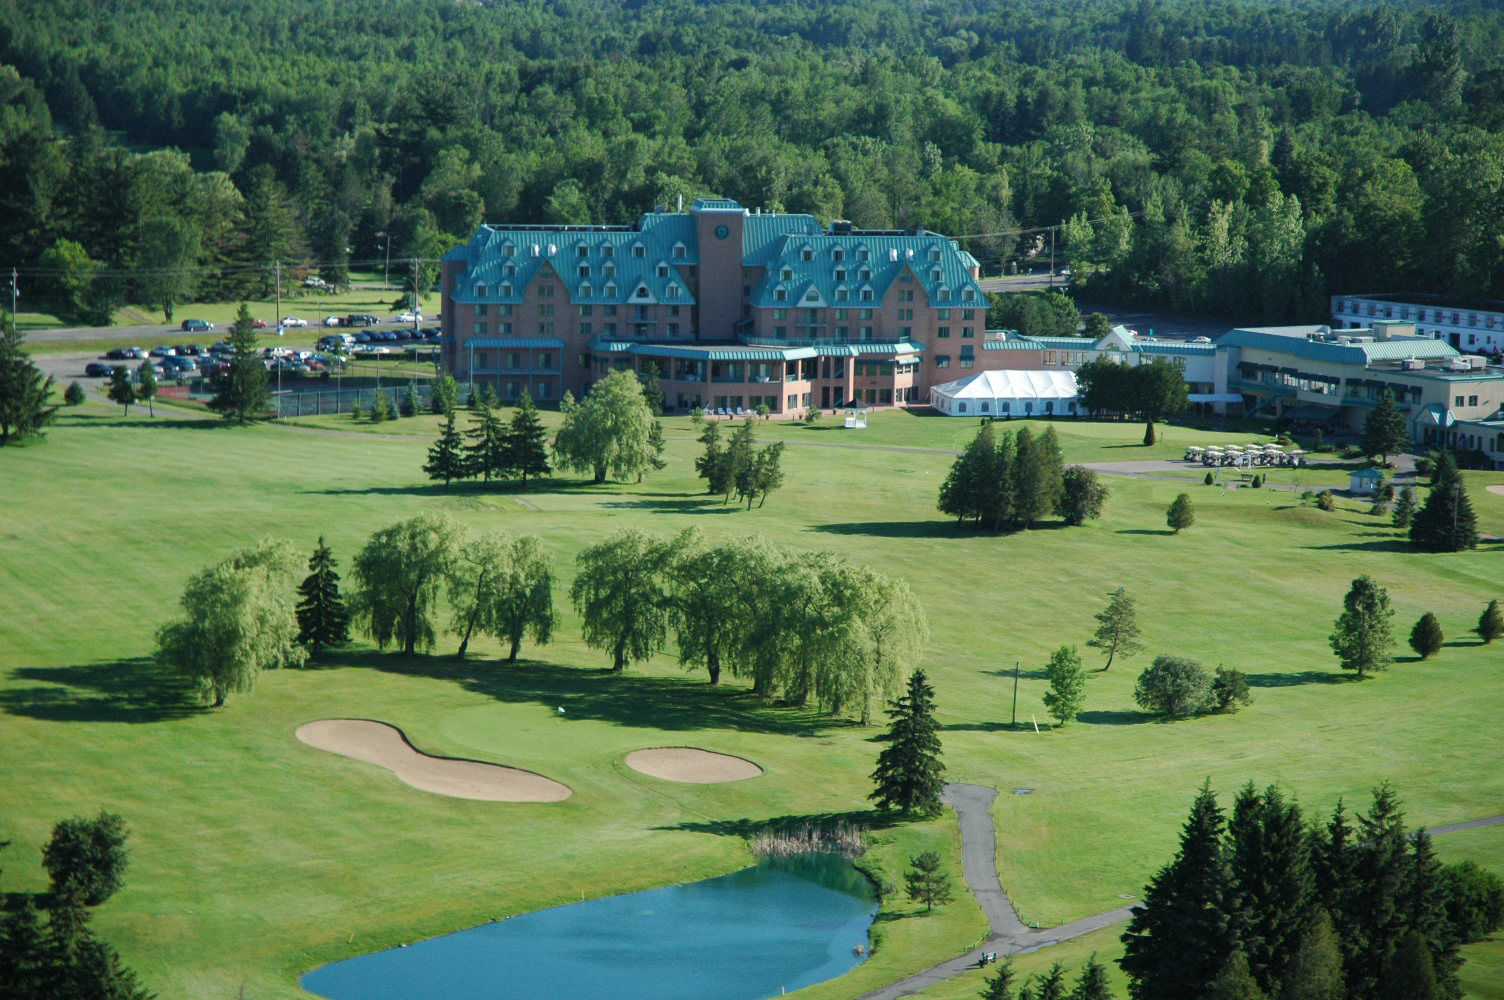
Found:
1345,785 -> 1414,999
1033,963 -> 1067,1000
1225,785 -> 1314,994
724,418 -> 757,504
368,389 -> 391,423
1408,612 -> 1444,659
295,537 -> 350,657
1121,781 -> 1236,1000
1167,493 -> 1196,533
207,303 -> 270,423
63,380 -> 85,406
134,360 -> 157,416
400,381 -> 420,418
1478,599 -> 1502,644
1205,950 -> 1267,1000
1361,390 -> 1409,464
643,419 -> 667,483
430,373 -> 458,415
870,668 -> 945,817
981,958 -> 1018,1000
105,366 -> 134,415
424,410 -> 466,487
1281,909 -> 1345,1000
1380,930 -> 1438,1000
1070,955 -> 1113,1000
464,399 -> 507,485
980,427 -> 1016,531
505,389 -> 551,485
939,422 -> 998,526
0,321 -> 58,444
1410,452 -> 1478,552
694,419 -> 730,494
1013,426 -> 1065,528
903,851 -> 954,912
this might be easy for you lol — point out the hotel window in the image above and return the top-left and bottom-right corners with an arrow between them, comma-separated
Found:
507,352 -> 521,369
476,304 -> 489,317
500,283 -> 512,296
900,326 -> 912,337
503,245 -> 515,257
1044,351 -> 1056,365
861,309 -> 873,320
962,289 -> 976,301
860,325 -> 873,339
500,322 -> 512,335
805,289 -> 819,301
962,310 -> 975,320
860,289 -> 873,301
1456,395 -> 1465,406
805,308 -> 819,322
857,248 -> 869,261
657,264 -> 669,277
604,323 -> 616,334
836,326 -> 849,338
472,322 -> 486,335
900,290 -> 914,302
833,248 -> 844,261
938,326 -> 950,338
580,322 -> 592,335
602,244 -> 613,257
537,382 -> 549,399
540,353 -> 553,368
936,355 -> 950,368
775,289 -> 788,302
773,309 -> 787,320
475,283 -> 488,298
633,244 -> 645,258
859,268 -> 871,280
668,305 -> 680,316
801,248 -> 813,261
960,348 -> 974,369
937,308 -> 951,320
931,268 -> 941,281
539,304 -> 554,317
666,285 -> 680,299
774,326 -> 787,337
900,308 -> 913,320
579,304 -> 592,315
836,289 -> 849,302
667,323 -> 678,336
962,327 -> 975,338
578,265 -> 590,277
835,269 -> 846,281
539,284 -> 555,298
835,309 -> 848,319
539,323 -> 554,335
782,267 -> 794,280
603,263 -> 615,277
605,305 -> 617,316
1470,395 -> 1479,406
929,248 -> 941,261
605,283 -> 617,297
673,243 -> 686,259
577,245 -> 589,258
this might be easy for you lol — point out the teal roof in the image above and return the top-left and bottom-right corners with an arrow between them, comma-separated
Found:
1350,468 -> 1385,479
691,198 -> 744,213
982,339 -> 1045,350
588,338 -> 815,362
1030,336 -> 1095,348
465,337 -> 564,349
1136,341 -> 1216,356
748,233 -> 984,311
1218,326 -> 1458,365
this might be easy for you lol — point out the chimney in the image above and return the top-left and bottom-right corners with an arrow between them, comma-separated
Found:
676,194 -> 684,212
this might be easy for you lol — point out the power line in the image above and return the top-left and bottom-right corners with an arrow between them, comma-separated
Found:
10,256 -> 445,280
954,209 -> 1148,242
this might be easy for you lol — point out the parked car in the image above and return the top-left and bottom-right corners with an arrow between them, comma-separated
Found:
392,329 -> 413,341
323,316 -> 342,327
181,319 -> 213,332
148,347 -> 175,357
84,362 -> 114,377
124,347 -> 149,359
251,319 -> 267,329
281,316 -> 309,328
345,313 -> 379,327
395,311 -> 421,323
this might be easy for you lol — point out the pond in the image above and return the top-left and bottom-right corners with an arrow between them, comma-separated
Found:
301,853 -> 878,1000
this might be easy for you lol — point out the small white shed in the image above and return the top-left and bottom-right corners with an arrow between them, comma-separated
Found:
1349,467 -> 1384,495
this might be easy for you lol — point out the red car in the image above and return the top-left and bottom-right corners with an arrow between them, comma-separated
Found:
252,319 -> 268,329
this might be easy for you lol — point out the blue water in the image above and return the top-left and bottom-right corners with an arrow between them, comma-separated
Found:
301,853 -> 877,1000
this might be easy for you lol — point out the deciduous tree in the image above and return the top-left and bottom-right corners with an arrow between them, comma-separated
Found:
42,812 -> 129,907
156,539 -> 306,705
552,370 -> 658,484
1058,466 -> 1109,526
571,528 -> 671,672
1329,575 -> 1395,678
1042,644 -> 1086,725
449,532 -> 555,661
870,668 -> 945,817
351,513 -> 462,656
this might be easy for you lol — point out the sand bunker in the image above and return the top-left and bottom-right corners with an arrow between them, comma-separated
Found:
625,747 -> 763,783
296,719 -> 571,802
1488,485 -> 1504,497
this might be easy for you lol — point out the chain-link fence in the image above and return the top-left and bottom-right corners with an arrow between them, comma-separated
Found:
274,383 -> 434,417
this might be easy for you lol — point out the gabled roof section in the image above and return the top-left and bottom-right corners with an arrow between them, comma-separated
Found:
747,231 -> 983,309
450,223 -> 696,306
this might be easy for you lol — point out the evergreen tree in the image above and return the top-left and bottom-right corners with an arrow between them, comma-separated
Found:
1329,575 -> 1395,678
1121,782 -> 1236,1000
0,322 -> 58,444
464,399 -> 508,485
903,851 -> 954,912
725,418 -> 758,504
42,811 -> 129,907
1345,785 -> 1415,1000
695,419 -> 731,494
643,419 -> 667,482
106,365 -> 134,414
0,898 -> 52,999
400,381 -> 420,418
1087,586 -> 1144,671
1058,465 -> 1110,526
1042,644 -> 1087,725
1281,909 -> 1345,1000
751,441 -> 786,508
368,389 -> 391,423
870,668 -> 945,817
1225,785 -> 1314,994
207,303 -> 270,423
981,958 -> 1018,1000
1405,830 -> 1462,1000
295,536 -> 350,657
424,410 -> 466,487
1478,599 -> 1503,644
1014,426 -> 1065,528
980,427 -> 1016,532
1206,950 -> 1267,1000
1033,963 -> 1068,1000
1070,954 -> 1113,1000
1410,452 -> 1477,552
1361,390 -> 1410,464
637,361 -> 664,415
134,360 -> 157,416
63,380 -> 85,406
505,389 -> 551,485
1380,930 -> 1437,1000
1408,612 -> 1444,659
430,373 -> 458,415
939,422 -> 999,526
1167,493 -> 1196,533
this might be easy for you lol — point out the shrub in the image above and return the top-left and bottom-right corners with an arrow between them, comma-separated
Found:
369,391 -> 391,423
1312,428 -> 1325,452
1408,613 -> 1444,659
1440,860 -> 1504,943
399,382 -> 420,418
1416,455 -> 1435,479
1300,490 -> 1316,506
349,402 -> 363,421
1250,474 -> 1262,489
1210,667 -> 1252,712
1479,600 -> 1503,644
63,380 -> 86,406
804,408 -> 821,424
1204,471 -> 1215,486
1316,490 -> 1335,511
1134,655 -> 1213,717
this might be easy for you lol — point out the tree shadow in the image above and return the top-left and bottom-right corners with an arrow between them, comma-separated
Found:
981,666 -> 1049,680
655,807 -> 895,840
360,656 -> 843,737
813,521 -> 978,539
0,657 -> 200,723
1116,528 -> 1176,536
1444,639 -> 1486,648
1077,710 -> 1154,726
939,720 -> 1034,732
69,416 -> 226,431
1302,539 -> 1412,552
1243,670 -> 1350,687
601,497 -> 743,514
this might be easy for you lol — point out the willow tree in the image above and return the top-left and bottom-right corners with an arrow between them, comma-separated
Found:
571,528 -> 671,671
665,529 -> 759,685
449,531 -> 555,661
351,513 -> 462,655
552,369 -> 659,484
156,538 -> 306,706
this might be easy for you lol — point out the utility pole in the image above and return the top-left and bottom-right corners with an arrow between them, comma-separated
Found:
8,268 -> 16,332
1011,661 -> 1020,727
274,262 -> 282,335
1048,227 -> 1056,291
377,231 -> 390,288
410,258 -> 420,323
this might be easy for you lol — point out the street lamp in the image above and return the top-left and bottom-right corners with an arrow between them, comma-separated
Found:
376,231 -> 390,288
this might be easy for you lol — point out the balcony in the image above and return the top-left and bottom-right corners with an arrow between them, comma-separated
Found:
743,335 -> 901,349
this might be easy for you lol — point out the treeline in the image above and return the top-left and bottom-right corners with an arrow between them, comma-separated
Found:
938,423 -> 1109,531
1121,782 -> 1504,1000
153,518 -> 926,723
8,1 -> 1504,322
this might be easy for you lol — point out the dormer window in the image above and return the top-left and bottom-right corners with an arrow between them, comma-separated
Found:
857,248 -> 869,261
656,263 -> 669,277
962,288 -> 976,301
500,282 -> 512,296
604,282 -> 617,297
929,248 -> 941,262
673,242 -> 686,259
805,288 -> 818,301
602,244 -> 614,258
503,244 -> 515,257
801,247 -> 813,261
475,283 -> 488,298
578,264 -> 589,277
859,268 -> 871,281
604,262 -> 615,277
860,289 -> 874,302
775,289 -> 788,302
837,288 -> 849,302
530,244 -> 541,257
580,282 -> 592,297
931,268 -> 942,281
634,286 -> 650,298
835,268 -> 846,281
889,249 -> 899,262
504,263 -> 516,277
832,248 -> 845,262
666,285 -> 680,299
632,243 -> 645,258
937,287 -> 951,302
781,267 -> 794,281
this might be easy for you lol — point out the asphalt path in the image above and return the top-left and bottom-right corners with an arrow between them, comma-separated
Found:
853,783 -> 1504,1000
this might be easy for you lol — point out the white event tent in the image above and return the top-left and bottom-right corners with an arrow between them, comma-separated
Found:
929,369 -> 1080,418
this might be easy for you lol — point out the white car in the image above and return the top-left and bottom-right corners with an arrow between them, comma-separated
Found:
355,345 -> 392,355
395,312 -> 421,324
323,316 -> 342,327
281,316 -> 308,328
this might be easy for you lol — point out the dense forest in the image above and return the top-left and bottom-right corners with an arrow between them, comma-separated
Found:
4,0 -> 1504,324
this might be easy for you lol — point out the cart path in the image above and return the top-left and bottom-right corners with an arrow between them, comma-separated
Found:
853,786 -> 1504,1000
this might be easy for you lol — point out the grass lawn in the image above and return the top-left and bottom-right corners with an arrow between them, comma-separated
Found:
1,404 -> 1501,998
